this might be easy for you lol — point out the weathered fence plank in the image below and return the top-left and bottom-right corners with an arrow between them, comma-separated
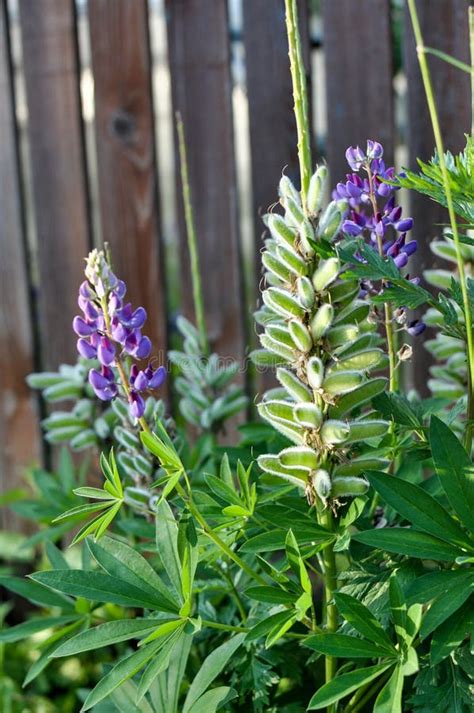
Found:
165,0 -> 245,364
404,0 -> 471,393
88,0 -> 168,368
19,0 -> 91,368
243,0 -> 311,260
404,0 -> 471,275
322,0 -> 394,184
0,0 -> 39,530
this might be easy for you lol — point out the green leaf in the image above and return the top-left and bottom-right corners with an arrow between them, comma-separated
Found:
265,613 -> 297,648
353,528 -> 462,561
81,640 -> 164,711
53,500 -> 114,523
389,573 -> 407,649
430,598 -> 474,664
245,610 -> 295,642
305,633 -> 394,659
430,416 -> 474,532
45,541 -> 70,570
204,474 -> 242,507
285,529 -> 311,593
0,615 -> 78,643
240,527 -> 334,553
187,687 -> 235,713
420,584 -> 474,640
74,486 -> 116,500
0,575 -> 73,609
244,586 -> 295,605
140,618 -> 184,646
155,499 -> 183,604
307,664 -> 392,710
365,471 -> 471,549
333,593 -> 396,652
407,569 -> 474,605
31,570 -> 167,610
87,536 -> 178,613
52,618 -> 159,657
136,631 -> 182,702
373,666 -> 403,713
182,634 -> 245,713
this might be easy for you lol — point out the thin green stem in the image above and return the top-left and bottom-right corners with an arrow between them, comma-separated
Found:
470,6 -> 474,136
285,0 -> 312,207
201,619 -> 249,634
319,507 -> 338,713
176,112 -> 209,355
408,0 -> 474,452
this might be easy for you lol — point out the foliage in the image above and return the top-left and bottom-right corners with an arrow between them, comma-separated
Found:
1,2 -> 473,711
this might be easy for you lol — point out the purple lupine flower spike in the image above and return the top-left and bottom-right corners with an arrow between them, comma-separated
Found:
73,248 -> 167,418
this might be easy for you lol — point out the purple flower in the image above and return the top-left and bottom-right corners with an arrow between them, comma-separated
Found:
407,320 -> 426,337
74,249 -> 166,419
89,366 -> 118,401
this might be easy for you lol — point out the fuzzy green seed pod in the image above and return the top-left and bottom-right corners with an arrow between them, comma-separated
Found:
276,367 -> 313,403
260,334 -> 294,362
328,280 -> 360,307
335,300 -> 371,325
262,287 -> 305,320
307,165 -> 327,216
267,213 -> 297,248
289,319 -> 313,353
279,175 -> 301,204
284,196 -> 306,229
257,454 -> 308,486
276,244 -> 308,276
258,403 -> 305,445
323,370 -> 363,396
326,323 -> 359,348
330,349 -> 384,373
345,419 -> 389,443
307,356 -> 325,390
293,402 -> 323,429
280,446 -> 319,470
317,201 -> 343,241
329,377 -> 388,418
312,469 -> 332,502
331,476 -> 369,498
265,324 -> 296,349
262,251 -> 292,283
312,257 -> 340,292
320,419 -> 350,445
310,303 -> 335,340
70,429 -> 98,451
263,400 -> 296,423
299,219 -> 316,256
296,276 -> 315,310
250,348 -> 286,367
336,334 -> 378,358
334,457 -> 389,477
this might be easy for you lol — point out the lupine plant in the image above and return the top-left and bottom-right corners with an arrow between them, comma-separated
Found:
1,0 -> 473,711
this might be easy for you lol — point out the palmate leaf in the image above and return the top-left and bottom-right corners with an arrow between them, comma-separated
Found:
333,593 -> 396,653
373,665 -> 404,713
372,280 -> 434,310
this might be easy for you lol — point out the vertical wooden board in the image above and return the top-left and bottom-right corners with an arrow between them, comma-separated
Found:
404,1 -> 471,394
165,0 -> 245,363
19,0 -> 91,368
88,0 -> 168,369
243,0 -> 311,247
322,0 -> 394,184
404,0 -> 471,275
0,0 -> 39,530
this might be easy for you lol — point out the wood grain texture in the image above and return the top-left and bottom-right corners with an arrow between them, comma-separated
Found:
88,0 -> 168,372
322,0 -> 394,184
404,0 -> 471,394
19,0 -> 91,368
0,0 -> 39,529
165,0 -> 245,364
243,0 -> 311,273
404,0 -> 471,275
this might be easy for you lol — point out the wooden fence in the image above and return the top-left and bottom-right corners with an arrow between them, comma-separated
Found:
0,0 -> 471,530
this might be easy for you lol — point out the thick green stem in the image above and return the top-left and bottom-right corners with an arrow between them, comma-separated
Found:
285,0 -> 312,207
176,112 -> 209,355
319,508 -> 338,712
408,0 -> 474,452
